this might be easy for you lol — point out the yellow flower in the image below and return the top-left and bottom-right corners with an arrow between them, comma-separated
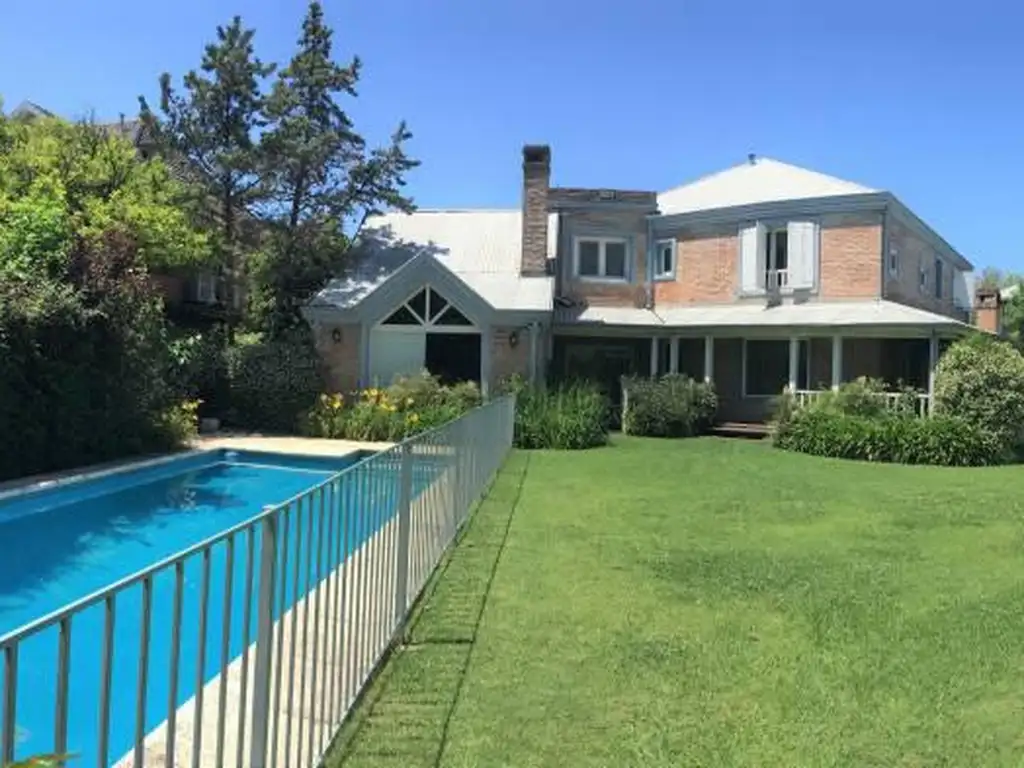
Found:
405,397 -> 414,407
331,393 -> 343,410
408,412 -> 420,423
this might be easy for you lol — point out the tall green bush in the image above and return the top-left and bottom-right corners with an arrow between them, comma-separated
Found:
224,331 -> 323,432
621,375 -> 717,437
0,234 -> 188,481
933,334 -> 1024,450
510,380 -> 609,450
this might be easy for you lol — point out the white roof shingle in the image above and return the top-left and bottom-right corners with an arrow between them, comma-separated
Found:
315,210 -> 556,312
658,157 -> 877,215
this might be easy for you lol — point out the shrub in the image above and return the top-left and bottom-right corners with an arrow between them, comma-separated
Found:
224,331 -> 323,432
933,334 -> 1024,450
512,381 -> 609,450
301,373 -> 480,442
774,409 -> 1005,466
621,374 -> 717,437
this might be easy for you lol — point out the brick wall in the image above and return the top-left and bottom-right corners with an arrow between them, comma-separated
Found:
491,326 -> 532,389
818,212 -> 883,300
314,323 -> 361,394
559,209 -> 648,306
650,213 -> 883,307
883,215 -> 959,319
653,223 -> 737,304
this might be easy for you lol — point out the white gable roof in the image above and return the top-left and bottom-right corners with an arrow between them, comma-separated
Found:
313,210 -> 557,312
658,157 -> 877,215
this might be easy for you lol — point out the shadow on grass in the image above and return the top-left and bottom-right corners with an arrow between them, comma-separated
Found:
325,452 -> 530,768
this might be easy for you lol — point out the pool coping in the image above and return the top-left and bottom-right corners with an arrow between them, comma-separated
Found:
0,436 -> 392,506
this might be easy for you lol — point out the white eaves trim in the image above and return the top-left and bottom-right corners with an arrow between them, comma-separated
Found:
556,300 -> 968,330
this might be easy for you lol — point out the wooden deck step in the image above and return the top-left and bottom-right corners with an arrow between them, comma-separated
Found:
711,421 -> 770,439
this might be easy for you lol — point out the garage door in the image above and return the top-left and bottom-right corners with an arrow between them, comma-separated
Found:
369,328 -> 426,387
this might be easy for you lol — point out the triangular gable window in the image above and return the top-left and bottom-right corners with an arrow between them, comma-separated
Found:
381,287 -> 475,328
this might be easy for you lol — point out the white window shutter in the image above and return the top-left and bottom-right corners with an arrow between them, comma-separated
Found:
788,221 -> 818,289
740,224 -> 765,293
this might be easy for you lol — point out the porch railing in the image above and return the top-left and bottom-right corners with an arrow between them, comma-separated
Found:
0,395 -> 515,768
792,388 -> 931,417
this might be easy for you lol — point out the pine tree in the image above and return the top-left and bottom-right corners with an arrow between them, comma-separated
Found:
255,1 -> 419,335
139,16 -> 275,327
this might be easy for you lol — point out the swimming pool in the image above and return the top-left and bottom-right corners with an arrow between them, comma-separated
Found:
0,447 -> 385,765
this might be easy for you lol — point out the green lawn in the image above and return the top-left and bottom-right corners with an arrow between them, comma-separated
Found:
330,437 -> 1024,767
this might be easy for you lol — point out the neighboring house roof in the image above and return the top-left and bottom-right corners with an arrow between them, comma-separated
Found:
557,300 -> 967,330
9,100 -> 56,119
658,157 -> 877,215
313,210 -> 557,313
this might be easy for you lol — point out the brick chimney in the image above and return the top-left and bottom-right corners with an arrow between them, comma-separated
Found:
974,286 -> 1003,334
521,145 -> 551,277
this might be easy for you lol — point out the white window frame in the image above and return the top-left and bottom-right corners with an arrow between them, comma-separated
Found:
764,227 -> 789,290
653,239 -> 676,281
887,244 -> 900,277
196,272 -> 217,304
573,236 -> 630,282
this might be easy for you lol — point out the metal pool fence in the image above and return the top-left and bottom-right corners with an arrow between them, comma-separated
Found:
0,395 -> 516,768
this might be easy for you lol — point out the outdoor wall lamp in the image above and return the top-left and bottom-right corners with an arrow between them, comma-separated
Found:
509,330 -> 519,348
332,328 -> 343,344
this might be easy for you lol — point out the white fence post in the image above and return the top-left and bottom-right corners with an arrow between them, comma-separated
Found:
249,510 -> 278,768
394,441 -> 413,623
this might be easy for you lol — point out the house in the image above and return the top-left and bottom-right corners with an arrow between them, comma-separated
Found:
304,145 -> 998,422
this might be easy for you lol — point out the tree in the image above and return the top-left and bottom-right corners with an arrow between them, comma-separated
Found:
253,1 -> 418,335
0,112 -> 210,280
139,16 -> 275,325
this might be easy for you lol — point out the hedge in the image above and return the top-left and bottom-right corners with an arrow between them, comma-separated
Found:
510,380 -> 609,450
774,409 -> 1005,466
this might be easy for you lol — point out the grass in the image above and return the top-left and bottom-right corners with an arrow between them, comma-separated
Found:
328,437 -> 1024,767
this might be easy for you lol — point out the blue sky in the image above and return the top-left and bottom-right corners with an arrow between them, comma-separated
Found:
1,0 -> 1020,272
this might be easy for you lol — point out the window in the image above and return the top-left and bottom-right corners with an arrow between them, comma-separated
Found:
382,286 -> 474,328
654,239 -> 675,280
934,257 -> 943,299
888,244 -> 899,276
574,236 -> 629,280
918,259 -> 929,293
743,339 -> 809,397
196,272 -> 217,304
765,229 -> 788,289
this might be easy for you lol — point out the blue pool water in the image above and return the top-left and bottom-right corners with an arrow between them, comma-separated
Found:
0,448 -> 410,765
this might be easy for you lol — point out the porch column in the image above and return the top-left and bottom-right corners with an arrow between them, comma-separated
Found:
831,334 -> 843,390
927,332 -> 939,415
669,336 -> 680,374
650,336 -> 658,377
703,336 -> 714,383
788,336 -> 800,391
480,325 -> 493,398
528,322 -> 539,385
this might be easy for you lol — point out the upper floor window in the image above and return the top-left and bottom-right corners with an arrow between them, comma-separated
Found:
574,236 -> 628,281
765,228 -> 788,290
654,239 -> 675,280
934,257 -> 944,299
887,244 -> 899,277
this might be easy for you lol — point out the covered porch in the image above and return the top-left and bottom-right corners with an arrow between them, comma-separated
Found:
553,327 -> 963,424
647,332 -> 951,423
